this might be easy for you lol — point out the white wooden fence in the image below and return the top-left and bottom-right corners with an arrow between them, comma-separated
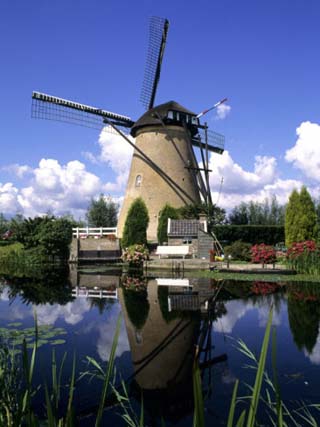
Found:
72,287 -> 118,299
72,227 -> 117,238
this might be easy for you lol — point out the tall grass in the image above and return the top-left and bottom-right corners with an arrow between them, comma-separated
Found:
287,251 -> 320,276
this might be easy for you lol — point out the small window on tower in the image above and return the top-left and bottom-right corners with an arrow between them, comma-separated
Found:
135,175 -> 142,187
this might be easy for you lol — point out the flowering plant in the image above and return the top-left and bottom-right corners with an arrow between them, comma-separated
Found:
251,244 -> 276,264
286,240 -> 317,259
121,244 -> 149,266
286,240 -> 320,275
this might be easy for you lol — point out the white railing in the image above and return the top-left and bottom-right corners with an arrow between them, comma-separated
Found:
72,287 -> 118,299
72,227 -> 117,238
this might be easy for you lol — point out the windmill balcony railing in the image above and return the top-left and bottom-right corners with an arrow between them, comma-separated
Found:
72,227 -> 117,239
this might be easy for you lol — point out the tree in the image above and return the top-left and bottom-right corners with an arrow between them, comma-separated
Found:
285,186 -> 318,247
228,203 -> 249,225
37,217 -> 74,261
228,197 -> 285,225
86,194 -> 118,227
121,198 -> 149,248
157,204 -> 179,244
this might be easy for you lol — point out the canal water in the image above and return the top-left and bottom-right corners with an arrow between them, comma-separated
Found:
0,266 -> 320,425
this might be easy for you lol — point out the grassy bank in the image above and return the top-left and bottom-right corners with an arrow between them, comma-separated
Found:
199,270 -> 320,283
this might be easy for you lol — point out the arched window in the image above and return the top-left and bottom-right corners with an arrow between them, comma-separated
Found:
135,174 -> 142,187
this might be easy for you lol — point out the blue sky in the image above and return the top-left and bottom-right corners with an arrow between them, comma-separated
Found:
1,0 -> 320,218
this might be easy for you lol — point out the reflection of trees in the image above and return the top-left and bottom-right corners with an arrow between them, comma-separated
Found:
287,283 -> 320,354
122,287 -> 150,330
88,297 -> 115,314
1,266 -> 73,305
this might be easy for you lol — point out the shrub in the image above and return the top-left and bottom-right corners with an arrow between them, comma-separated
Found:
122,198 -> 149,248
157,204 -> 179,244
224,240 -> 251,261
251,243 -> 276,264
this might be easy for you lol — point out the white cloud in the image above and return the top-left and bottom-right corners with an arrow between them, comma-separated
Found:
285,121 -> 320,182
2,164 -> 33,178
98,126 -> 134,190
215,103 -> 231,120
16,159 -> 102,218
208,150 -> 304,209
0,182 -> 22,215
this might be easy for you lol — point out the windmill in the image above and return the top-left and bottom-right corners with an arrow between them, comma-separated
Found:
31,16 -> 226,241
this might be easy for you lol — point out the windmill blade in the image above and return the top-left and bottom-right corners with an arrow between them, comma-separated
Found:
31,91 -> 134,131
140,17 -> 169,111
192,129 -> 225,155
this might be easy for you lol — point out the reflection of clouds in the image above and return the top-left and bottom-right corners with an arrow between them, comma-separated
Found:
0,288 -> 10,301
0,304 -> 28,321
96,305 -> 129,362
214,300 -> 254,333
35,299 -> 91,325
304,337 -> 320,365
258,305 -> 282,328
214,298 -> 282,334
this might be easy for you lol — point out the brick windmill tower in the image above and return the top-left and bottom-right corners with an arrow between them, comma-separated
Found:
31,17 -> 226,241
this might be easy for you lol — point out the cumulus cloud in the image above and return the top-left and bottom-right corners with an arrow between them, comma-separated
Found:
285,121 -> 320,182
207,150 -> 303,209
0,182 -> 22,215
0,159 -> 103,217
215,103 -> 231,120
98,126 -> 134,190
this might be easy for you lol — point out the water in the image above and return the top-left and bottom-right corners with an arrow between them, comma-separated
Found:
1,266 -> 320,425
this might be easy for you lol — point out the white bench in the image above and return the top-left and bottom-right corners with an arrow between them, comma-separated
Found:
155,245 -> 190,259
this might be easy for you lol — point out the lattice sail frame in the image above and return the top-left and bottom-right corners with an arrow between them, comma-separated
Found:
140,16 -> 169,111
31,92 -> 133,135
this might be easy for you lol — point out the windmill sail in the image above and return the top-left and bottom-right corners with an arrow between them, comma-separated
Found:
31,91 -> 134,131
192,129 -> 225,154
140,17 -> 169,111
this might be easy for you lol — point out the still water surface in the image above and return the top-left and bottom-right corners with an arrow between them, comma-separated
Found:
0,267 -> 320,425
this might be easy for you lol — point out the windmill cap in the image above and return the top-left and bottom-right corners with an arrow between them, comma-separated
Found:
131,101 -> 198,137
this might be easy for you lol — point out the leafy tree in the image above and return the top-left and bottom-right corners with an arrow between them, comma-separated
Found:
0,213 -> 9,236
12,215 -> 74,261
228,197 -> 285,225
157,204 -> 179,244
228,203 -> 249,225
285,187 -> 318,247
37,217 -> 74,261
121,198 -> 149,248
86,194 -> 119,227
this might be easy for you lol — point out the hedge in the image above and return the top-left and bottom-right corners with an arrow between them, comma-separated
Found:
213,225 -> 284,246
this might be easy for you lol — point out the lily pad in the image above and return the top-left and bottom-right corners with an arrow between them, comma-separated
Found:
7,322 -> 23,327
50,339 -> 66,346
